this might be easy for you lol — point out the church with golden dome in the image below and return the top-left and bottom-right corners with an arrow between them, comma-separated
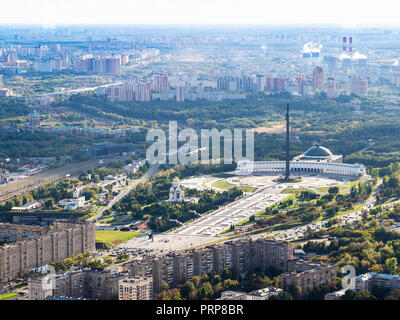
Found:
169,177 -> 185,203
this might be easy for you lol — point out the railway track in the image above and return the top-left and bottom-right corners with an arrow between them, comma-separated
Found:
0,156 -> 130,203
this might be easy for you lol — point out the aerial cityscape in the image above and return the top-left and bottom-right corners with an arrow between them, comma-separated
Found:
2,1 -> 400,313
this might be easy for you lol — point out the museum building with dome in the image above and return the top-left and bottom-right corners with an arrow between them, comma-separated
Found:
236,144 -> 366,177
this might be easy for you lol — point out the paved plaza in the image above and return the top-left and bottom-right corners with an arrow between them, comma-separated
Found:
119,173 -> 354,252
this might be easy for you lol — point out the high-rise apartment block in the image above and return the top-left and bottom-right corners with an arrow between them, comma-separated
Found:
153,72 -> 169,92
74,55 -> 121,75
217,76 -> 255,92
107,80 -> 137,102
327,77 -> 340,99
354,272 -> 400,291
136,82 -> 151,101
126,239 -> 294,295
118,277 -> 153,300
347,76 -> 368,96
280,259 -> 337,295
0,221 -> 95,283
28,110 -> 41,131
28,268 -> 128,300
176,85 -> 185,102
312,66 -> 324,89
265,77 -> 289,92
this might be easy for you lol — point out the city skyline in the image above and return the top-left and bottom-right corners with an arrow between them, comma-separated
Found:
1,0 -> 400,27
1,5 -> 400,305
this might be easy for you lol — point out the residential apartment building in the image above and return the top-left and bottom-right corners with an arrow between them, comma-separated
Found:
107,80 -> 136,102
218,287 -> 282,300
126,239 -> 294,296
118,277 -> 153,300
347,76 -> 368,96
354,272 -> 400,291
176,85 -> 185,102
327,76 -> 340,99
312,66 -> 324,89
265,77 -> 289,92
280,259 -> 337,295
153,72 -> 169,92
28,268 -> 128,300
28,276 -> 55,300
217,76 -> 255,92
0,221 -> 95,283
85,269 -> 128,300
136,82 -> 151,101
74,55 -> 120,75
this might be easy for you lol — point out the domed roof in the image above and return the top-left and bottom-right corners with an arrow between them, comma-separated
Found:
304,145 -> 332,158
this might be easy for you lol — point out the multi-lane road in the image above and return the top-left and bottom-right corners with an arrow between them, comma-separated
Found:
89,164 -> 159,221
27,82 -> 123,99
256,181 -> 382,242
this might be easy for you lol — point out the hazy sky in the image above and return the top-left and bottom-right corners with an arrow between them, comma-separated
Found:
1,0 -> 400,26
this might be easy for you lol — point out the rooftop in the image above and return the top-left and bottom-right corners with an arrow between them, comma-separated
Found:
303,145 -> 333,158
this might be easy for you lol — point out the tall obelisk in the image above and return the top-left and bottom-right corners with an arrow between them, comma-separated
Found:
284,103 -> 290,181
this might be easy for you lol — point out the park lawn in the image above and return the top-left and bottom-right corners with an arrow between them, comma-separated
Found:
255,210 -> 266,217
335,204 -> 365,217
376,196 -> 400,206
212,179 -> 257,193
0,293 -> 19,300
316,186 -> 349,194
212,173 -> 235,178
282,188 -> 314,194
236,218 -> 252,226
219,228 -> 232,236
317,204 -> 365,222
121,179 -> 137,190
237,186 -> 257,193
212,179 -> 232,190
99,217 -> 115,224
95,230 -> 142,247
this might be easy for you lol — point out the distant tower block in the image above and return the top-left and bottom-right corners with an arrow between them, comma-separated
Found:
349,37 -> 352,53
28,110 -> 41,131
343,37 -> 347,52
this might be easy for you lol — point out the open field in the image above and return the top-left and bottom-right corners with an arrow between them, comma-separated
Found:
212,179 -> 232,190
0,293 -> 19,300
237,186 -> 257,193
254,123 -> 285,134
95,230 -> 142,247
282,188 -> 315,194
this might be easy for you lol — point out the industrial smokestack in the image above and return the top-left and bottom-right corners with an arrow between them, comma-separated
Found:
343,37 -> 347,52
349,37 -> 352,53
